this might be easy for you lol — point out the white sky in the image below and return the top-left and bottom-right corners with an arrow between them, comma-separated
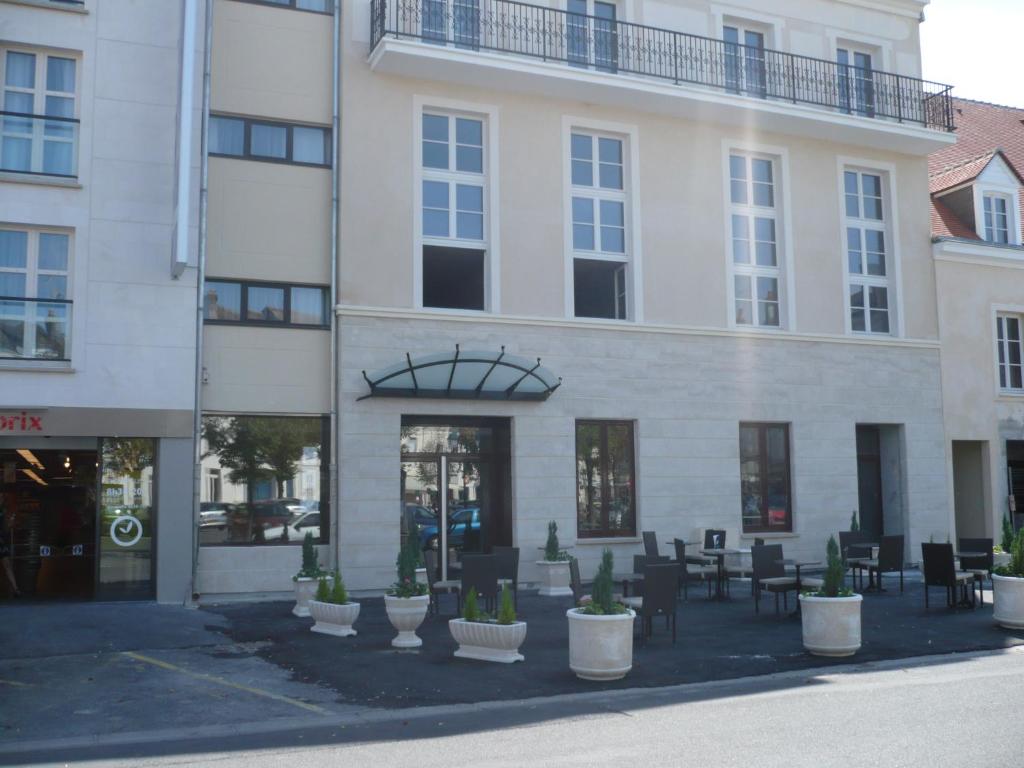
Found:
920,0 -> 1024,106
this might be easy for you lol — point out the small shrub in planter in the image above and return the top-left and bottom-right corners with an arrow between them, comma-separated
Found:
385,521 -> 430,648
537,521 -> 572,597
292,532 -> 329,618
567,549 -> 635,681
449,584 -> 527,664
799,536 -> 863,657
309,570 -> 360,637
993,529 -> 1024,630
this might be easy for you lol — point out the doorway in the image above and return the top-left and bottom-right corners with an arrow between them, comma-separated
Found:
952,441 -> 990,540
856,426 -> 884,540
400,417 -> 511,582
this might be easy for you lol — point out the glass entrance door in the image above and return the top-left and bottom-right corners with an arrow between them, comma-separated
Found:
96,438 -> 155,600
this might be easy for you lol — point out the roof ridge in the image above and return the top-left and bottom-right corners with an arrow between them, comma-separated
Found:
929,149 -> 995,178
953,96 -> 1024,112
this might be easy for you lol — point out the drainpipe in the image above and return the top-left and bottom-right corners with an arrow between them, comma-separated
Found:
189,0 -> 214,605
330,0 -> 341,571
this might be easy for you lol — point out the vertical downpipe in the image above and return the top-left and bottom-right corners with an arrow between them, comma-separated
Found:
330,0 -> 341,571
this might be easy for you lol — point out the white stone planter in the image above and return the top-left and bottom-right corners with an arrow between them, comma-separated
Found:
993,574 -> 1024,630
384,594 -> 430,648
309,600 -> 360,637
537,560 -> 572,597
449,619 -> 527,663
292,575 -> 331,618
414,567 -> 426,585
994,552 -> 1011,569
566,608 -> 635,681
799,594 -> 863,657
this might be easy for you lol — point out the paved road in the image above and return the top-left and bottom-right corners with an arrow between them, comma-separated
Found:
13,648 -> 1024,767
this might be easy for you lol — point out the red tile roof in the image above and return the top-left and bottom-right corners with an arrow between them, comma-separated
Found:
930,198 -> 980,240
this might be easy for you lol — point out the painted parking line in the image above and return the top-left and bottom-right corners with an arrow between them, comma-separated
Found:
121,651 -> 329,715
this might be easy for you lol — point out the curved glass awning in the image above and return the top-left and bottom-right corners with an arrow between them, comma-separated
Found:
360,346 -> 561,402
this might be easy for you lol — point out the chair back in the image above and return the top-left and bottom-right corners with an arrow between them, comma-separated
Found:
642,531 -> 660,558
673,538 -> 687,564
493,546 -> 519,584
878,535 -> 904,571
920,543 -> 956,587
958,537 -> 993,572
460,554 -> 498,601
423,548 -> 439,588
754,537 -> 765,547
569,557 -> 583,604
641,563 -> 678,618
839,530 -> 871,560
751,543 -> 785,581
633,554 -> 668,572
704,529 -> 726,550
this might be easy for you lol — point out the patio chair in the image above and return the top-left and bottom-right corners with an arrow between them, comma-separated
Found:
424,549 -> 459,615
752,543 -> 798,615
569,557 -> 591,605
865,535 -> 905,593
958,538 -> 994,606
637,563 -> 679,645
622,554 -> 669,608
674,538 -> 716,600
839,530 -> 873,590
642,531 -> 660,558
921,542 -> 975,610
460,554 -> 498,615
493,545 -> 520,609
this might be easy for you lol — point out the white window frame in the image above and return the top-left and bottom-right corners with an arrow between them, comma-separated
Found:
983,193 -> 1012,244
562,116 -> 642,322
710,6 -> 782,48
995,312 -> 1024,394
837,156 -> 903,338
722,140 -> 795,331
412,96 -> 500,313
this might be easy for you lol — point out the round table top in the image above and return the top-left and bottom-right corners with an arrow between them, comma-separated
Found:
700,547 -> 751,555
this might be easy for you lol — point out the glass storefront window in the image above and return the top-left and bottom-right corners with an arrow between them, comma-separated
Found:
98,438 -> 155,599
200,415 -> 329,546
576,420 -> 636,538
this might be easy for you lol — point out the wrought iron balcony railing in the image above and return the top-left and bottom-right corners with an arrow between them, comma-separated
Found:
0,111 -> 80,178
0,296 -> 72,361
370,0 -> 955,132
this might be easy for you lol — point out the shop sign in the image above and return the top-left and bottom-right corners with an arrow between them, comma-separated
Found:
0,411 -> 43,432
110,514 -> 143,548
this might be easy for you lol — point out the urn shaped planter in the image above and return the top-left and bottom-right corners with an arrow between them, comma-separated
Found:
993,574 -> 1024,629
293,575 -> 331,618
799,594 -> 863,657
566,608 -> 635,681
309,600 -> 360,637
537,560 -> 572,597
385,594 -> 430,648
449,619 -> 527,663
994,552 -> 1012,569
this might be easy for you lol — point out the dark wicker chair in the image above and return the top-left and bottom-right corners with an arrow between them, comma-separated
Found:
637,563 -> 679,644
642,531 -> 660,558
838,530 -> 873,590
674,537 -> 713,600
921,542 -> 975,609
459,554 -> 498,614
958,537 -> 994,605
569,557 -> 590,605
866,535 -> 905,592
493,545 -> 520,608
423,548 -> 459,615
752,543 -> 798,615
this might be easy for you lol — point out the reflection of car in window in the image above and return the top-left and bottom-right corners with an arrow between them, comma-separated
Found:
261,511 -> 321,542
418,506 -> 480,551
199,502 -> 236,529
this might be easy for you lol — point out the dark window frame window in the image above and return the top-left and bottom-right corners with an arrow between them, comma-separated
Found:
209,114 -> 331,168
203,278 -> 330,329
739,422 -> 793,533
229,0 -> 334,15
575,419 -> 637,539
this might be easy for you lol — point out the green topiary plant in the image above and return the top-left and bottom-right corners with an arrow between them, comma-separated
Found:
314,576 -> 330,602
462,587 -> 480,622
578,549 -> 628,615
995,528 -> 1024,578
544,521 -> 569,562
330,569 -> 349,604
1001,512 -> 1015,553
388,521 -> 428,597
810,535 -> 853,598
294,532 -> 325,581
850,511 -> 859,532
497,583 -> 516,625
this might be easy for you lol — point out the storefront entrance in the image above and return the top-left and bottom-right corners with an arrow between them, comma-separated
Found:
0,438 -> 156,600
400,417 -> 512,581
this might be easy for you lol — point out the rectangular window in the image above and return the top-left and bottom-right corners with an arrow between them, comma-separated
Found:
203,279 -> 329,327
1,47 -> 79,177
208,114 -> 330,167
576,420 -> 636,539
739,422 -> 792,533
0,226 -> 71,360
729,152 -> 782,328
844,169 -> 892,335
570,130 -> 630,320
984,194 -> 1011,244
199,415 -> 330,547
723,24 -> 766,96
232,0 -> 332,13
997,315 -> 1024,392
420,110 -> 488,311
837,47 -> 875,117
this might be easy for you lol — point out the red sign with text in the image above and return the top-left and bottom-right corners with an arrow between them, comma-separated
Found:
0,412 -> 43,432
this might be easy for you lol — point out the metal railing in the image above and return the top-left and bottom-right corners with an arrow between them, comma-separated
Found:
370,0 -> 955,132
0,296 -> 72,361
0,111 -> 80,177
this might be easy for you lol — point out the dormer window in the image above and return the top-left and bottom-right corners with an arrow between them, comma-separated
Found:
983,194 -> 1011,244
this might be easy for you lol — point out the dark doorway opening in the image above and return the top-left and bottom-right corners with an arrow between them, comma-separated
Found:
1006,441 -> 1024,531
856,425 -> 884,541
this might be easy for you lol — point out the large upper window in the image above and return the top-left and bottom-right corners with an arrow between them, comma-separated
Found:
199,415 -> 330,547
723,23 -> 766,96
570,130 -> 631,320
209,115 -> 330,167
997,315 -> 1024,392
739,422 -> 792,533
204,279 -> 329,327
983,194 -> 1011,244
0,227 -> 70,360
729,152 -> 782,328
576,420 -> 636,539
420,110 -> 487,311
1,48 -> 78,177
837,46 -> 876,117
844,169 -> 893,335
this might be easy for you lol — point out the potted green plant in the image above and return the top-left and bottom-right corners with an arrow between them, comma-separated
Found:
799,535 -> 863,657
993,529 -> 1024,630
994,512 -> 1014,568
536,521 -> 572,596
384,521 -> 429,648
567,549 -> 634,680
292,532 -> 329,617
448,584 -> 527,663
308,570 -> 360,637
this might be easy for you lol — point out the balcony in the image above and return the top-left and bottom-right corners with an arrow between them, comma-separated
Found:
0,112 -> 79,179
0,297 -> 72,361
369,0 -> 955,154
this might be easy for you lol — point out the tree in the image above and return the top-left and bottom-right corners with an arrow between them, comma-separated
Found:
103,438 -> 155,507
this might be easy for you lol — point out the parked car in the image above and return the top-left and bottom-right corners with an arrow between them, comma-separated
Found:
199,502 -> 236,529
419,506 -> 480,551
261,511 -> 321,543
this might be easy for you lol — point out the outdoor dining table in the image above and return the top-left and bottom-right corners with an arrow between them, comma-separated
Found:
776,559 -> 821,613
699,548 -> 750,600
